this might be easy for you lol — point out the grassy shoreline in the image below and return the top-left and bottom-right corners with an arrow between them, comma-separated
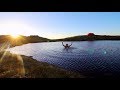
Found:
0,51 -> 85,78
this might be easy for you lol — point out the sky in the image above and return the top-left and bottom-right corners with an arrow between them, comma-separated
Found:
0,12 -> 120,39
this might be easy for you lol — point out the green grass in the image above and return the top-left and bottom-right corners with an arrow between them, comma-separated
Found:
0,51 -> 85,78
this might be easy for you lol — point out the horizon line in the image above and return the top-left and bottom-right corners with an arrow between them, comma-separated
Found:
1,34 -> 120,40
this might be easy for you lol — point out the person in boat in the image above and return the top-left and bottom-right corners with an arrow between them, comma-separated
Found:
62,42 -> 72,48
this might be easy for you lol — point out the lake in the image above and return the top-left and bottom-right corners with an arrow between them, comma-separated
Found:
7,41 -> 120,78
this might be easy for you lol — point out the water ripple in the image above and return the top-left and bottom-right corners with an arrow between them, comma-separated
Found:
7,41 -> 120,76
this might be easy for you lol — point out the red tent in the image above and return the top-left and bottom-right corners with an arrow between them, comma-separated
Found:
87,33 -> 95,36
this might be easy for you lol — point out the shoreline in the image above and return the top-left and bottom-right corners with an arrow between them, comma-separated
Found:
10,40 -> 120,48
0,51 -> 85,78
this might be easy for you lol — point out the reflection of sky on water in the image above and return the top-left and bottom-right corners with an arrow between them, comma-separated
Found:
7,41 -> 120,77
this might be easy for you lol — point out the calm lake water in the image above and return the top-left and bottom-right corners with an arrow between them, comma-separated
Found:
7,41 -> 120,77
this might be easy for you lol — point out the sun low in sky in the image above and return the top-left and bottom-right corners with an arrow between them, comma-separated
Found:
11,34 -> 20,38
0,20 -> 39,37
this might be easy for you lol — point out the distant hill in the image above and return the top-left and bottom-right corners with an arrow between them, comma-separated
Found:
27,35 -> 50,43
0,35 -> 50,47
51,35 -> 120,41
